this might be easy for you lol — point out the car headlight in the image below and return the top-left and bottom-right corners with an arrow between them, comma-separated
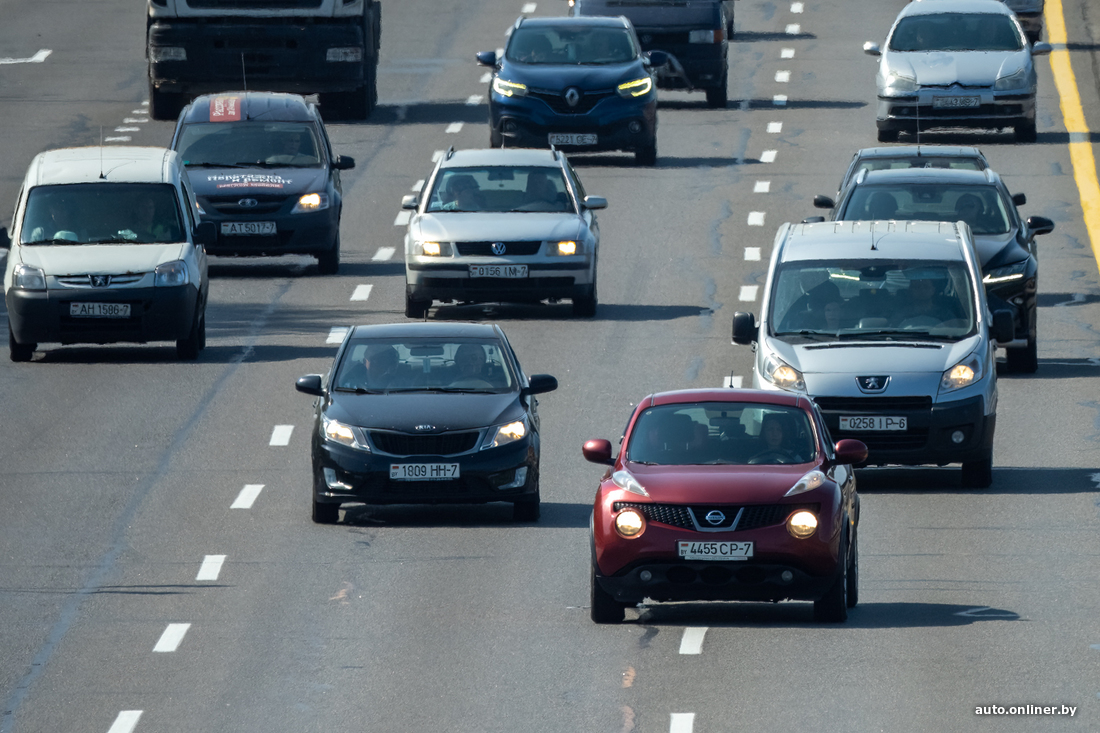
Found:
884,72 -> 920,94
412,241 -> 452,257
762,352 -> 806,392
154,260 -> 189,287
492,77 -> 528,97
483,418 -> 528,450
786,510 -> 818,539
614,507 -> 646,538
940,351 -> 983,393
292,192 -> 330,214
12,264 -> 46,291
611,470 -> 649,497
983,260 -> 1028,284
321,414 -> 370,450
617,77 -> 652,98
784,470 -> 825,497
548,240 -> 578,256
995,67 -> 1028,91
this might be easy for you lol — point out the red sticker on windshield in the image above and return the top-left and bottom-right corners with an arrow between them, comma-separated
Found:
209,96 -> 241,122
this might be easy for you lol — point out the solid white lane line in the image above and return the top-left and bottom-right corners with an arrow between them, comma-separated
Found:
670,713 -> 695,733
269,425 -> 294,446
781,48 -> 795,58
106,711 -> 142,733
754,181 -> 771,193
0,49 -> 52,65
745,247 -> 761,260
373,246 -> 396,261
196,555 -> 226,581
786,23 -> 801,34
775,70 -> 790,83
327,327 -> 349,344
351,284 -> 374,302
723,376 -> 744,389
431,149 -> 445,162
480,72 -> 492,84
115,126 -> 140,132
679,627 -> 708,654
231,484 -> 264,509
739,285 -> 759,301
104,136 -> 131,143
791,2 -> 804,12
747,212 -> 766,226
522,2 -> 537,12
465,94 -> 482,105
153,623 -> 191,653
394,210 -> 412,226
773,95 -> 788,106
761,150 -> 777,163
767,121 -> 782,133
445,122 -> 464,133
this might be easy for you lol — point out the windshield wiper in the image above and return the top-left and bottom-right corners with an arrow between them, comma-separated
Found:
775,330 -> 836,341
838,329 -> 956,341
23,238 -> 85,245
243,160 -> 317,168
383,387 -> 491,394
332,387 -> 384,394
184,162 -> 251,168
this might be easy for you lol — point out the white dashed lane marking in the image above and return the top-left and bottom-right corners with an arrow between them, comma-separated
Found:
773,95 -> 788,106
231,484 -> 264,509
744,247 -> 761,260
104,136 -> 131,143
123,117 -> 149,124
767,122 -> 782,133
0,49 -> 51,64
327,327 -> 349,344
115,126 -> 140,132
522,2 -> 537,12
761,150 -> 777,163
670,713 -> 695,733
394,211 -> 411,226
351,284 -> 374,302
106,711 -> 142,733
747,212 -> 765,226
775,71 -> 790,83
754,181 -> 770,193
679,627 -> 708,654
445,122 -> 464,133
480,72 -> 492,84
431,149 -> 445,162
739,285 -> 759,301
153,623 -> 191,653
196,555 -> 226,581
781,48 -> 795,58
785,23 -> 801,34
791,2 -> 804,12
269,425 -> 295,446
411,179 -> 424,192
723,376 -> 744,389
466,95 -> 483,105
373,246 -> 396,261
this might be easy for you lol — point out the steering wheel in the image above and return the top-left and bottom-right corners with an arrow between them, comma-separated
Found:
748,449 -> 795,465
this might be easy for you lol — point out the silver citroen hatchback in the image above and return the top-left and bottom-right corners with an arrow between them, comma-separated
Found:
732,220 -> 1014,488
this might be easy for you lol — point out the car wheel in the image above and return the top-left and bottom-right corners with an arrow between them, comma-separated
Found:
590,564 -> 626,624
846,525 -> 859,608
876,128 -> 899,143
635,138 -> 657,166
317,232 -> 340,275
961,454 -> 993,488
490,127 -> 504,148
1015,120 -> 1037,143
405,288 -> 430,319
1005,335 -> 1038,373
9,328 -> 34,362
176,310 -> 204,360
705,77 -> 728,109
149,80 -> 186,121
312,470 -> 340,524
573,275 -> 597,318
813,529 -> 848,623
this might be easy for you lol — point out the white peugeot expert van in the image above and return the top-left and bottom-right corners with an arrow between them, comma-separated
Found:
732,220 -> 1013,487
3,147 -> 212,361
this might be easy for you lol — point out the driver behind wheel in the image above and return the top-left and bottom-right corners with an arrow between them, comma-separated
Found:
750,413 -> 809,464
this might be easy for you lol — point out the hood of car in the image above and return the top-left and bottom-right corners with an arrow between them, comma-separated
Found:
189,166 -> 329,199
412,212 -> 584,243
623,463 -> 819,504
973,229 -> 1029,269
325,391 -> 524,432
19,243 -> 187,275
886,50 -> 1028,87
769,335 -> 981,375
500,60 -> 645,92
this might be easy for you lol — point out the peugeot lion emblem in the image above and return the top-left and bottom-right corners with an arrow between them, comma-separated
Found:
564,87 -> 581,107
856,376 -> 890,393
704,510 -> 726,526
491,242 -> 507,255
90,275 -> 110,287
414,424 -> 436,432
238,198 -> 259,208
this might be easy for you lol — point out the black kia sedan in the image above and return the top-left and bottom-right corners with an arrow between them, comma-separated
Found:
295,322 -> 557,523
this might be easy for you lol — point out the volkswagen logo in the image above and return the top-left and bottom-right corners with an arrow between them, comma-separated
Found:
238,198 -> 259,208
413,424 -> 436,432
490,242 -> 507,255
704,510 -> 726,526
564,87 -> 581,107
856,376 -> 890,393
90,275 -> 110,287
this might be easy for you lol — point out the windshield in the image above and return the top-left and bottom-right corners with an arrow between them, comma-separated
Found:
425,166 -> 575,213
889,14 -> 1024,52
770,259 -> 977,341
851,156 -> 985,184
840,184 -> 1012,235
175,121 -> 324,168
626,402 -> 817,466
333,338 -> 517,394
506,26 -> 638,64
20,183 -> 185,245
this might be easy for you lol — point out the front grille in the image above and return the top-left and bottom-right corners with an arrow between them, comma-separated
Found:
815,396 -> 932,412
891,104 -> 1024,118
634,30 -> 690,46
613,502 -> 819,531
56,274 -> 143,287
381,476 -> 494,496
455,241 -> 543,256
421,276 -> 575,291
185,0 -> 322,8
369,431 -> 480,456
530,88 -> 614,114
205,194 -> 290,216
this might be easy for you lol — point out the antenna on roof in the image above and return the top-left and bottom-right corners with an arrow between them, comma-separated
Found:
99,127 -> 106,180
241,52 -> 248,92
915,98 -> 920,145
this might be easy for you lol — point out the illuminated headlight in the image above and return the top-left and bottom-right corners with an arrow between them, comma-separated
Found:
617,77 -> 653,98
762,353 -> 806,392
689,29 -> 723,43
611,470 -> 649,497
614,508 -> 646,538
154,260 -> 189,287
994,67 -> 1028,91
983,260 -> 1027,284
784,470 -> 825,497
292,192 -> 329,214
321,415 -> 369,450
551,240 -> 578,256
195,200 -> 206,216
151,47 -> 187,62
884,72 -> 919,93
483,418 -> 528,449
787,510 -> 818,539
326,47 -> 363,63
940,352 -> 983,393
492,77 -> 528,97
413,240 -> 452,257
12,264 -> 46,291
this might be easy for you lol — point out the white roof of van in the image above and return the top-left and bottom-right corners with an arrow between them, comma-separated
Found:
24,146 -> 180,187
781,220 -> 973,262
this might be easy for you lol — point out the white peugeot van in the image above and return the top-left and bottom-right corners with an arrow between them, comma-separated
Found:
3,147 -> 212,361
732,220 -> 1013,488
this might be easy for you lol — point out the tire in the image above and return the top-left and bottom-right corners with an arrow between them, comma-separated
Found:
573,272 -> 597,318
405,289 -> 430,319
846,524 -> 859,608
513,471 -> 540,521
876,128 -> 899,143
9,329 -> 34,362
813,529 -> 848,623
590,564 -> 626,624
317,232 -> 340,275
312,470 -> 340,524
634,138 -> 657,166
176,309 -> 204,360
1005,335 -> 1038,373
705,77 -> 728,109
1015,120 -> 1037,143
149,80 -> 186,122
961,455 -> 993,488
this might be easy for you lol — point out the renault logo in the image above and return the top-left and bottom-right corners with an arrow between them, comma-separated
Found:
856,376 -> 890,393
491,242 -> 507,255
238,198 -> 259,208
704,510 -> 726,526
564,87 -> 581,107
90,275 -> 110,287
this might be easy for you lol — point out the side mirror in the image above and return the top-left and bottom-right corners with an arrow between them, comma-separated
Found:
834,439 -> 868,465
645,50 -> 670,68
1027,215 -> 1054,235
1031,41 -> 1052,56
332,155 -> 355,170
401,194 -> 419,210
813,194 -> 835,209
522,373 -> 558,397
582,195 -> 607,210
732,311 -> 758,345
0,227 -> 9,249
991,309 -> 1014,344
1011,192 -> 1026,206
863,41 -> 881,57
583,438 -> 615,466
476,51 -> 498,67
192,221 -> 217,247
801,216 -> 826,224
295,374 -> 325,396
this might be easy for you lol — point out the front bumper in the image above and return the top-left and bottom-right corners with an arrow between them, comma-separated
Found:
490,91 -> 657,153
406,255 -> 594,304
876,90 -> 1035,132
199,207 -> 339,257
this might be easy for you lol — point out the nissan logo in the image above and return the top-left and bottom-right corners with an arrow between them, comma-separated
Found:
238,198 -> 259,208
491,242 -> 507,255
564,87 -> 581,107
856,376 -> 890,393
704,510 -> 726,526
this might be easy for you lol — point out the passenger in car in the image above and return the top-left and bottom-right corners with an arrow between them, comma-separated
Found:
450,344 -> 494,389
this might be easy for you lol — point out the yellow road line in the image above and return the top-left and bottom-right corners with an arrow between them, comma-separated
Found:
1046,0 -> 1100,274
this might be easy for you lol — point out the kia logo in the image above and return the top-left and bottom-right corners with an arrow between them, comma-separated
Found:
704,510 -> 726,526
238,198 -> 259,208
856,376 -> 890,393
414,424 -> 436,432
564,88 -> 581,107
491,242 -> 507,255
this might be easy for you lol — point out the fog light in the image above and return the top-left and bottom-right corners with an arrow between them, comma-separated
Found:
786,510 -> 818,539
951,430 -> 965,444
781,570 -> 793,583
639,570 -> 653,582
503,119 -> 518,132
322,467 -> 353,491
1012,297 -> 1024,305
628,120 -> 642,133
497,466 -> 527,490
614,508 -> 646,538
